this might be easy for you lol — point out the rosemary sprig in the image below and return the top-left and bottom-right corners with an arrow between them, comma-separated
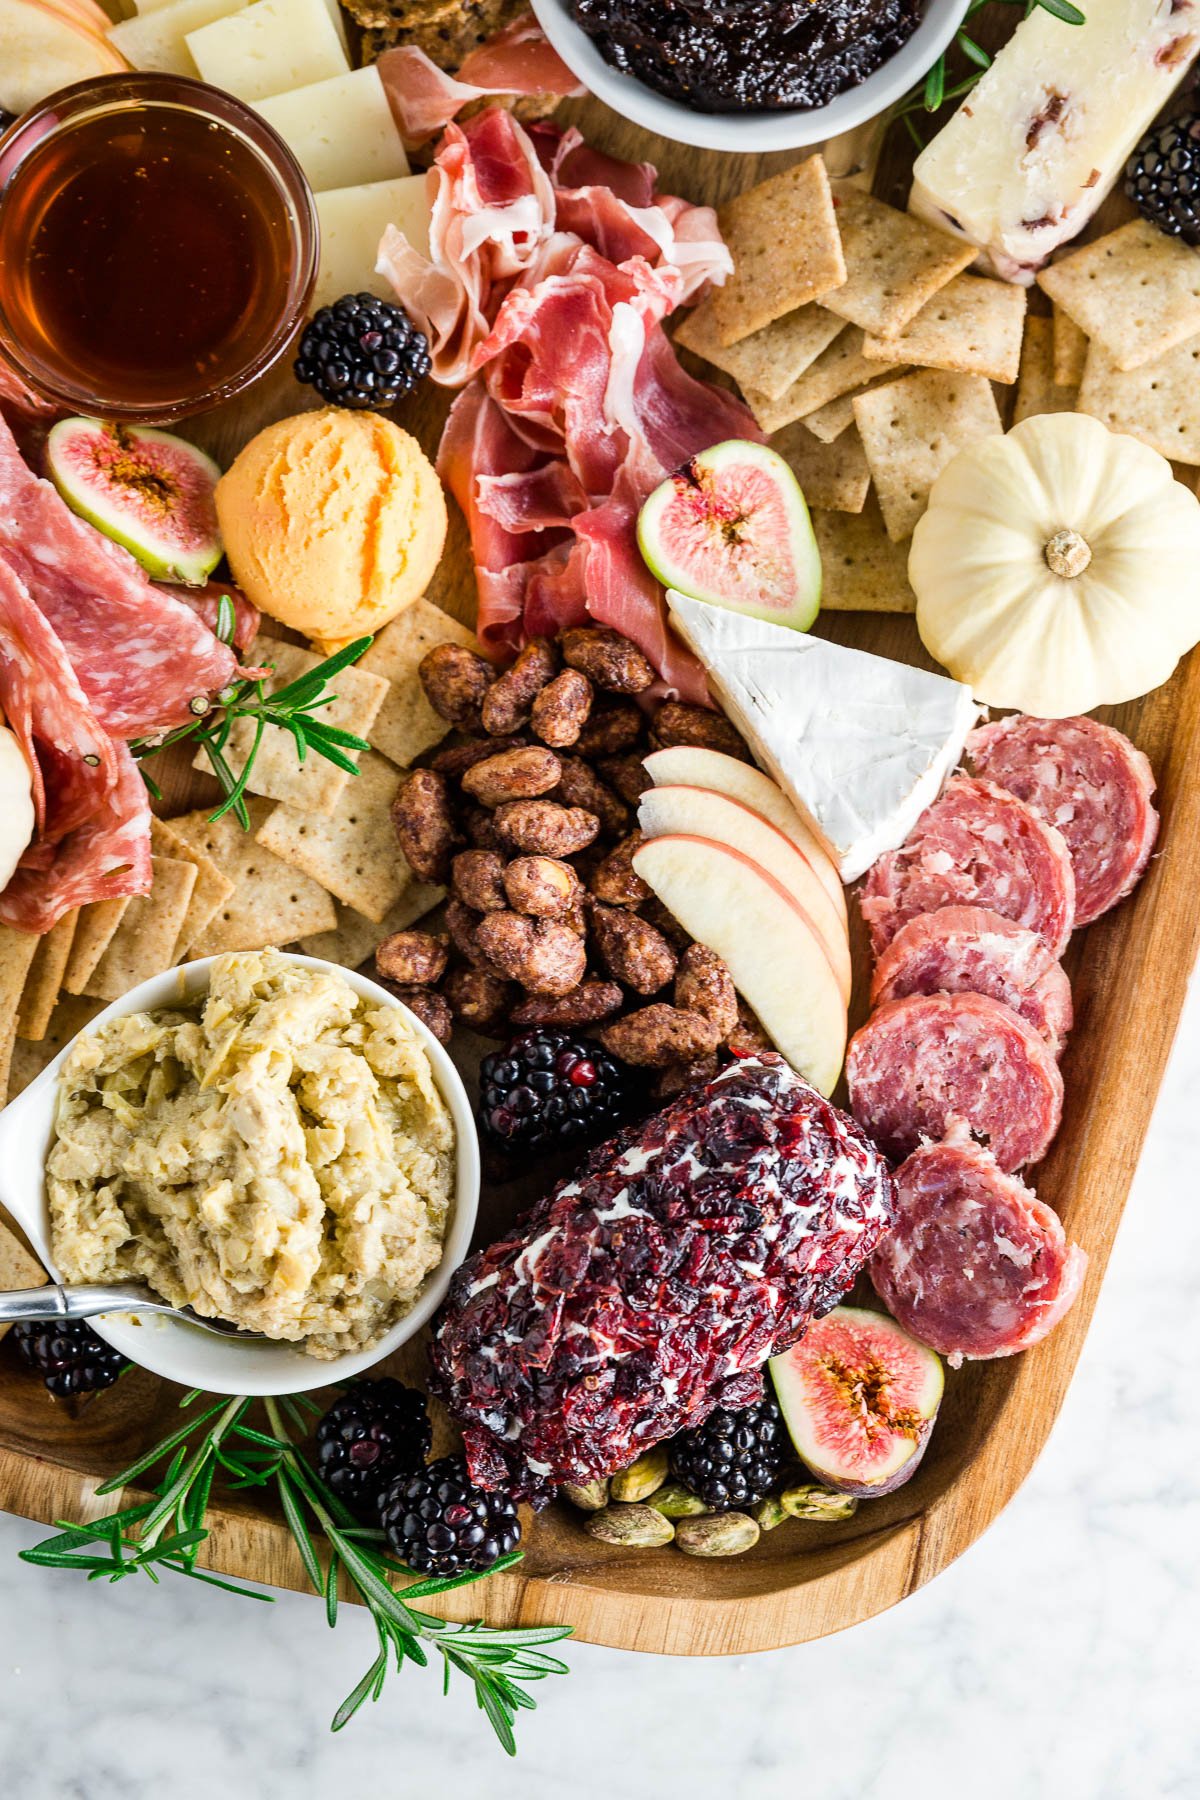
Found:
892,0 -> 1086,146
19,1390 -> 571,1753
132,619 -> 374,829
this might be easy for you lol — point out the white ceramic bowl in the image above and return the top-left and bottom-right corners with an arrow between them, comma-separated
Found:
0,953 -> 480,1397
530,0 -> 970,154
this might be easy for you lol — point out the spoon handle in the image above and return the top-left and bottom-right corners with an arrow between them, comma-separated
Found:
0,1284 -> 153,1324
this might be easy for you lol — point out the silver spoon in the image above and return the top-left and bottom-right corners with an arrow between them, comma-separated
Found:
0,1281 -> 268,1340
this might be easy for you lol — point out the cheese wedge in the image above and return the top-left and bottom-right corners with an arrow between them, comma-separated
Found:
108,0 -> 246,76
665,590 -> 982,883
255,66 -> 408,192
314,175 -> 429,307
186,0 -> 348,101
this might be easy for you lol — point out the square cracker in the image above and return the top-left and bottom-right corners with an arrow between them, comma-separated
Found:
0,925 -> 40,1027
17,910 -> 78,1042
821,184 -> 975,339
167,799 -> 337,955
192,638 -> 389,817
255,751 -> 409,923
771,421 -> 870,514
299,881 -> 447,969
7,993 -> 104,1104
0,1215 -> 45,1329
1052,306 -> 1088,387
710,156 -> 846,347
150,816 -> 235,961
1014,316 -> 1079,424
812,495 -> 917,612
863,274 -> 1027,383
800,370 -> 905,444
853,369 -> 1003,541
674,300 -> 845,403
743,329 -> 876,434
84,856 -> 198,1003
1037,221 -> 1200,373
361,600 -> 482,770
63,899 -> 131,995
1077,333 -> 1200,465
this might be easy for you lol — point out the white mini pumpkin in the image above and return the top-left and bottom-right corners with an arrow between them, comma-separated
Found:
909,413 -> 1200,716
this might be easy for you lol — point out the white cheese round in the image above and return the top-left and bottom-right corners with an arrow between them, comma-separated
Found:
0,724 -> 35,893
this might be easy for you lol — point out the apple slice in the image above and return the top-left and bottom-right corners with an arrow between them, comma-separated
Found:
642,744 -> 846,925
632,834 -> 848,1097
638,784 -> 851,1004
0,0 -> 127,115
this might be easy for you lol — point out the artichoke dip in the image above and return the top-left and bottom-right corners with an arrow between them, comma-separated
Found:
46,950 -> 455,1358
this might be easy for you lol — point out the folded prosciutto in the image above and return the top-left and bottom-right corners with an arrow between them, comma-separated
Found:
377,14 -> 585,148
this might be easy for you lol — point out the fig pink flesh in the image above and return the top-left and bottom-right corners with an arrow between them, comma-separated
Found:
662,460 -> 798,608
55,423 -> 218,558
776,1308 -> 941,1486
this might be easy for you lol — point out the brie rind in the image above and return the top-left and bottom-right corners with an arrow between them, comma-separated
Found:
665,591 -> 982,883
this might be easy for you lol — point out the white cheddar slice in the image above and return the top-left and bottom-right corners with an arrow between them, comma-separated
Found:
314,175 -> 429,308
910,0 -> 1200,283
109,0 -> 247,76
665,591 -> 982,883
255,66 -> 408,192
186,0 -> 348,102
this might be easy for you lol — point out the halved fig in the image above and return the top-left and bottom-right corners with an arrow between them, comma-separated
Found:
637,439 -> 821,629
770,1304 -> 943,1498
46,416 -> 222,585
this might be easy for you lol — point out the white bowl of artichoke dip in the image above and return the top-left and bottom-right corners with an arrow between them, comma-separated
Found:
33,949 -> 478,1395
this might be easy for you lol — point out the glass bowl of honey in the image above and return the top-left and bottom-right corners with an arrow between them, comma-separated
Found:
0,73 -> 319,421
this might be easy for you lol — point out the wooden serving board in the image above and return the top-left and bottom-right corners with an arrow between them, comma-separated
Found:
4,38 -> 1200,1655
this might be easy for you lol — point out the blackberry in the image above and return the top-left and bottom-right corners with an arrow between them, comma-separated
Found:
669,1396 -> 786,1511
10,1320 -> 125,1398
1125,113 -> 1200,243
315,1378 -> 432,1521
294,292 -> 431,408
378,1455 -> 521,1576
478,1030 -> 632,1153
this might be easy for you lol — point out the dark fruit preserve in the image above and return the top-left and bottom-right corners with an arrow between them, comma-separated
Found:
0,75 -> 316,420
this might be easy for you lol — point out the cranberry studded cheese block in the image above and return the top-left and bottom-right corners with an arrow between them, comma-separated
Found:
870,1127 -> 1087,1365
429,1054 -> 896,1505
967,715 -> 1159,928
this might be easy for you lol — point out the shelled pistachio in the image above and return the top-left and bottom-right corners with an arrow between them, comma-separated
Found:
610,1446 -> 670,1503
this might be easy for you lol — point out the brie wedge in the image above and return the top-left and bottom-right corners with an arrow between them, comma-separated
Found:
665,590 -> 982,883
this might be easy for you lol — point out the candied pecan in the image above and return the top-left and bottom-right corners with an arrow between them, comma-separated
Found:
419,643 -> 494,726
653,1055 -> 720,1103
494,799 -> 600,857
386,984 -> 453,1044
462,745 -> 562,808
589,901 -> 677,995
555,756 -> 628,838
475,912 -> 587,996
444,967 -> 515,1037
451,849 -> 507,913
391,768 -> 457,883
503,855 -> 581,918
463,805 -> 502,851
728,998 -> 773,1057
588,832 -> 650,907
431,735 -> 525,780
641,895 -> 693,950
575,701 -> 645,759
480,638 -> 557,735
674,944 -> 738,1039
375,929 -> 448,987
510,981 -> 625,1028
597,752 -> 651,805
561,627 -> 654,694
531,668 -> 593,748
599,1005 -> 721,1067
652,701 -> 749,761
446,897 -> 490,970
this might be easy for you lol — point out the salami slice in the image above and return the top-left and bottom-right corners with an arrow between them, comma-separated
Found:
869,1126 -> 1087,1364
860,775 -> 1075,960
967,715 -> 1158,927
0,743 -> 152,934
870,905 -> 1073,1056
845,990 -> 1064,1170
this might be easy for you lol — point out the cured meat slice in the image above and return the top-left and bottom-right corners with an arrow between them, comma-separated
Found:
845,990 -> 1064,1170
0,742 -> 152,935
860,774 -> 1075,960
161,579 -> 260,656
430,1053 -> 895,1504
376,19 -> 586,147
967,714 -> 1158,927
870,1127 -> 1087,1365
870,904 -> 1073,1056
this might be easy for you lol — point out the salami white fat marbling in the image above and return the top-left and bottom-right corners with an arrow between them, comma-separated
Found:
967,715 -> 1158,928
870,904 -> 1073,1056
860,775 -> 1075,960
869,1126 -> 1086,1365
0,742 -> 151,935
845,990 -> 1064,1171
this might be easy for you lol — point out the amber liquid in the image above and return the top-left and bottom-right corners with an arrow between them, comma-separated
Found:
0,102 -> 296,411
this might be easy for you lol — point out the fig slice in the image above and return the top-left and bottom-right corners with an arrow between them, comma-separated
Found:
770,1304 -> 943,1498
637,439 -> 821,630
45,417 -> 222,586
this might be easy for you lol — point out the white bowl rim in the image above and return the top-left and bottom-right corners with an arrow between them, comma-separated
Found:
530,0 -> 971,154
9,951 -> 480,1397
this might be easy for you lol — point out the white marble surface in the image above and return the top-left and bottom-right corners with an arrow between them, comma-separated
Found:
1,989 -> 1198,1800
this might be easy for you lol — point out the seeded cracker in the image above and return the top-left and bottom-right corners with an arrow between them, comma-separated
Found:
1014,316 -> 1079,423
771,420 -> 870,514
674,301 -> 845,403
361,598 -> 482,769
1077,333 -> 1200,465
1052,307 -> 1088,387
811,495 -> 917,612
743,328 -> 877,434
299,881 -> 447,968
256,750 -> 410,923
853,369 -> 1003,542
821,184 -> 975,339
62,899 -> 128,995
1037,221 -> 1200,373
84,856 -> 199,1002
168,798 -> 337,954
150,815 -> 235,961
16,910 -> 78,1042
710,156 -> 846,348
862,274 -> 1027,384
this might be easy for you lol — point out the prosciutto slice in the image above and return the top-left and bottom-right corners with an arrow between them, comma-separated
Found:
0,741 -> 152,935
377,14 -> 585,148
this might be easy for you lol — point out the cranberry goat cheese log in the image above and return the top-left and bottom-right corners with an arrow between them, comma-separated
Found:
429,1054 -> 896,1505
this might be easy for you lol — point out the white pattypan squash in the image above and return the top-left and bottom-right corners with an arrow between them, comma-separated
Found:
909,413 -> 1200,716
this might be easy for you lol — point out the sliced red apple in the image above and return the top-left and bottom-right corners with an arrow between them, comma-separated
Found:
638,784 -> 851,1004
642,744 -> 846,925
0,0 -> 128,116
632,833 -> 848,1097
